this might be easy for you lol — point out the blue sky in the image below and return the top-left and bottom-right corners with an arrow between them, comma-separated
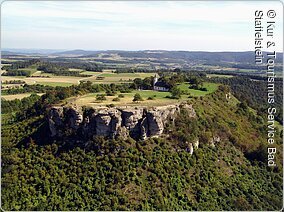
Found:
1,1 -> 283,51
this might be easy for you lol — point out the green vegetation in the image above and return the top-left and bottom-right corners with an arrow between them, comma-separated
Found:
36,82 -> 74,87
170,86 -> 182,99
96,94 -> 107,101
1,59 -> 40,76
206,74 -> 234,78
37,61 -> 102,74
133,93 -> 143,102
1,87 -> 282,211
209,76 -> 283,124
177,82 -> 219,97
1,84 -> 54,95
1,79 -> 26,84
1,93 -> 41,114
70,83 -> 219,107
1,53 -> 283,211
112,97 -> 120,102
1,93 -> 44,101
84,72 -> 156,84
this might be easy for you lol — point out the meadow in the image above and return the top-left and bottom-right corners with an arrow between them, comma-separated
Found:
177,82 -> 219,96
80,71 -> 156,84
1,69 -> 157,100
206,74 -> 234,78
2,93 -> 44,100
1,75 -> 81,86
2,70 -> 157,87
67,82 -> 219,107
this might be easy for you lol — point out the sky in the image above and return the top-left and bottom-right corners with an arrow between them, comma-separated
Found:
1,1 -> 283,51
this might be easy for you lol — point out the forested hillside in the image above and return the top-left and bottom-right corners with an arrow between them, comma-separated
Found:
209,77 -> 283,123
2,86 -> 282,211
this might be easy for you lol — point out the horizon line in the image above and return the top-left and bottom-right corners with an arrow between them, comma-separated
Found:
2,48 -> 283,53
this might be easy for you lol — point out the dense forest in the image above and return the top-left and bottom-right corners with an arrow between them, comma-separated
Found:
1,80 -> 283,210
37,61 -> 102,75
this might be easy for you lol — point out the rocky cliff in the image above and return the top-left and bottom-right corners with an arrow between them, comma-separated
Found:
47,103 -> 196,140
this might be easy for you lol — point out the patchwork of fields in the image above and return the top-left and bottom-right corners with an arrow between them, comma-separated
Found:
1,69 -> 158,100
1,70 -> 156,87
1,59 -> 229,102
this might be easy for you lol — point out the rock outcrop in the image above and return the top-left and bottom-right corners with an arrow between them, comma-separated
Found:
47,103 -> 196,140
209,135 -> 221,147
48,107 -> 64,137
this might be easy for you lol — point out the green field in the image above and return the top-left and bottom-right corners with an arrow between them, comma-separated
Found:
36,82 -> 74,87
207,74 -> 234,78
18,64 -> 39,75
69,68 -> 85,72
1,75 -> 81,86
80,71 -> 103,75
177,82 -> 219,96
238,69 -> 263,73
80,71 -> 156,84
2,65 -> 157,87
31,71 -> 53,77
67,82 -> 219,107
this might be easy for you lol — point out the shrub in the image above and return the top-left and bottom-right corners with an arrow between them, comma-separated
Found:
170,86 -> 182,99
106,104 -> 115,108
120,89 -> 132,93
199,87 -> 208,91
96,94 -> 106,101
112,97 -> 120,102
106,90 -> 116,96
118,94 -> 125,98
133,93 -> 143,102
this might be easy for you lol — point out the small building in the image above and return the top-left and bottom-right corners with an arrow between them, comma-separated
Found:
153,75 -> 170,91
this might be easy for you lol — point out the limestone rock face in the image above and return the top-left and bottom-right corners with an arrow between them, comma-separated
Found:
93,108 -> 122,138
120,107 -> 144,137
209,136 -> 221,147
47,103 -> 196,140
48,107 -> 64,137
185,139 -> 199,155
65,106 -> 83,130
145,105 -> 179,137
193,139 -> 199,149
188,143 -> 194,155
180,103 -> 196,117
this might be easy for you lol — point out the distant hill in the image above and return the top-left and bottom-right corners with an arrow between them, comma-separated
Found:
2,48 -> 66,55
3,49 -> 283,64
1,50 -> 21,56
53,49 -> 101,57
54,50 -> 283,64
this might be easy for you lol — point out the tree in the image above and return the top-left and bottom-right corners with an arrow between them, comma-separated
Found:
96,94 -> 106,101
189,77 -> 203,89
170,87 -> 182,99
112,97 -> 120,102
133,93 -> 143,102
133,78 -> 143,89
